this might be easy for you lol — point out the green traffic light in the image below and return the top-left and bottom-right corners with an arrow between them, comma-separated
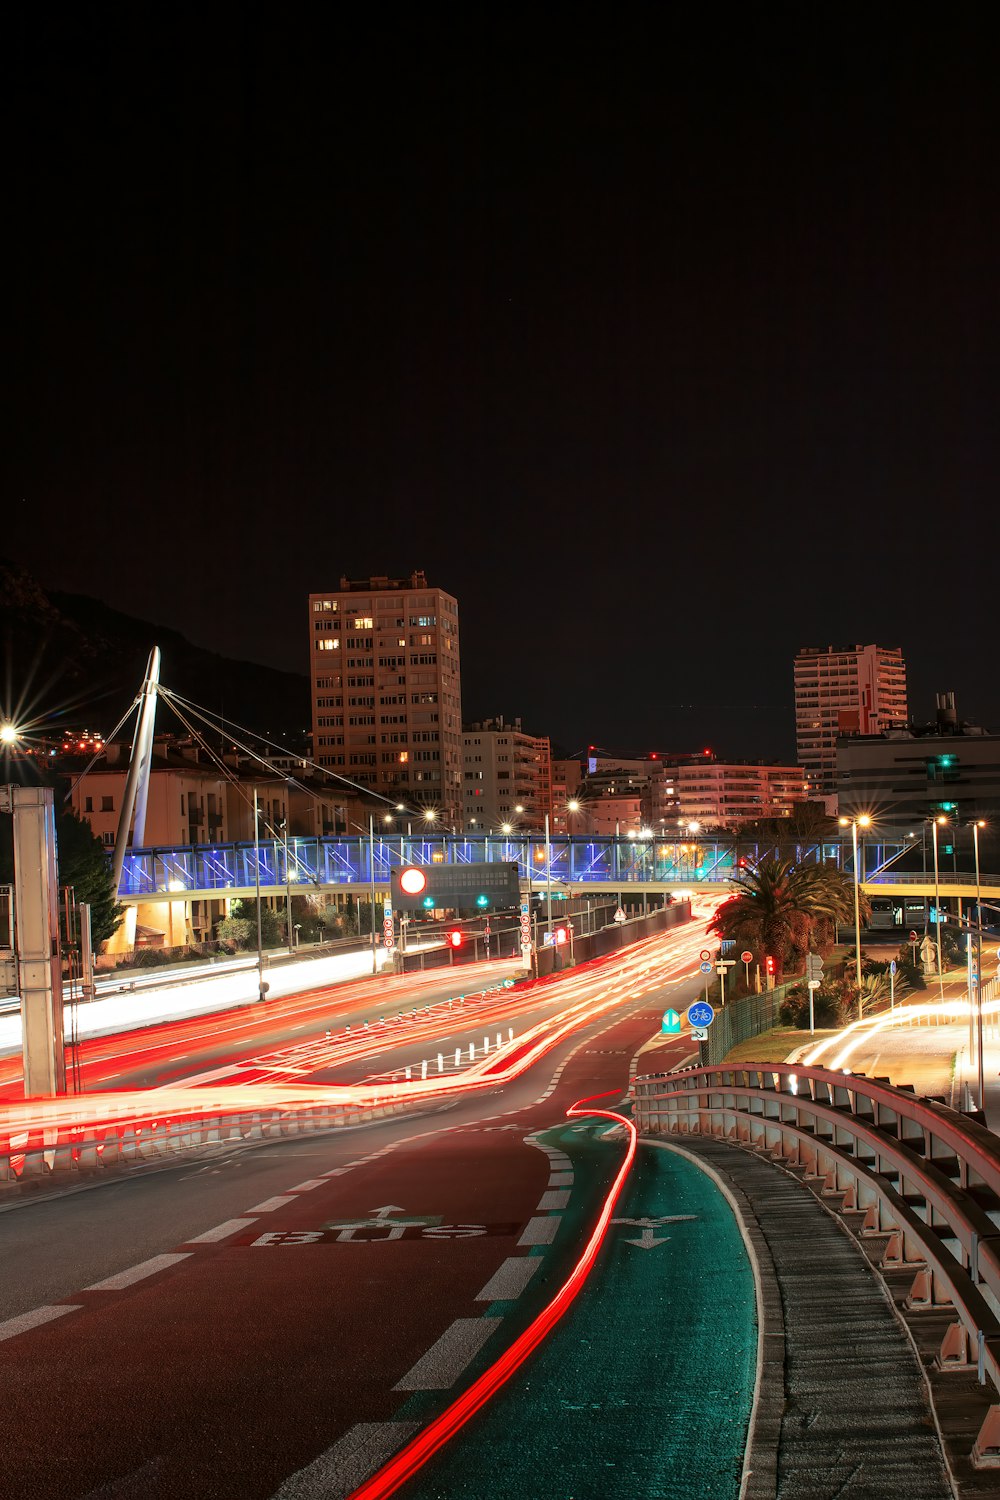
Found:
422,895 -> 435,908
476,893 -> 489,908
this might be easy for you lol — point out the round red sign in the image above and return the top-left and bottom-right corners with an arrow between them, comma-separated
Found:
699,949 -> 711,961
740,950 -> 753,963
399,866 -> 428,895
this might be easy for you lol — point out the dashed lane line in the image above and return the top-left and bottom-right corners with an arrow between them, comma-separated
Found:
393,1317 -> 503,1391
83,1253 -> 192,1292
517,1215 -> 561,1246
474,1256 -> 542,1302
0,1305 -> 82,1341
270,1421 -> 420,1500
288,1179 -> 328,1191
247,1195 -> 299,1212
184,1218 -> 259,1244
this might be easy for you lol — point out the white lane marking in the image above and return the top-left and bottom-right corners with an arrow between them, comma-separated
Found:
518,1215 -> 561,1246
0,1305 -> 81,1341
269,1420 -> 420,1499
548,1171 -> 574,1187
288,1179 -> 327,1192
537,1189 -> 571,1210
393,1317 -> 503,1390
84,1253 -> 192,1291
247,1195 -> 298,1212
321,1168 -> 349,1176
184,1218 -> 258,1244
475,1257 -> 542,1302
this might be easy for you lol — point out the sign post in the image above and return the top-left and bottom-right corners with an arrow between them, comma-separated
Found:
740,949 -> 753,988
890,957 -> 896,1010
716,957 -> 736,1006
804,954 -> 824,1036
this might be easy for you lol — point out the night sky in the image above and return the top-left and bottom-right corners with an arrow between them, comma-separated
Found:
8,10 -> 999,761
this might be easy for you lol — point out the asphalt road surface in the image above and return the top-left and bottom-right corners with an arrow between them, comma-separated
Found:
1,927 -> 715,1500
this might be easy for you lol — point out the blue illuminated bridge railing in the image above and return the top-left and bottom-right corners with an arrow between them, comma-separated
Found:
116,834 -> 912,901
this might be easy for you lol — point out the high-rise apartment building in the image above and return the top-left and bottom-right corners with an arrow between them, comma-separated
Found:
794,644 -> 908,798
309,573 -> 463,825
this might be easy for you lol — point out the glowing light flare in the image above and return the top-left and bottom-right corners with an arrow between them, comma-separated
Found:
347,1092 -> 638,1500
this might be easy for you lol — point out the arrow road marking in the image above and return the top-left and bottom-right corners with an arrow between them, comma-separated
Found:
623,1228 -> 670,1250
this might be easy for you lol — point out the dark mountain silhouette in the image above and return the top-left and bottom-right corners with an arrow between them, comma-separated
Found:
0,560 -> 309,746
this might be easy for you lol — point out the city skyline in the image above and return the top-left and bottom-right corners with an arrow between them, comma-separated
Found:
7,13 -> 999,759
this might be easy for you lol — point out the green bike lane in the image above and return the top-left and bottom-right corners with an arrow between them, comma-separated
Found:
396,1120 -> 758,1500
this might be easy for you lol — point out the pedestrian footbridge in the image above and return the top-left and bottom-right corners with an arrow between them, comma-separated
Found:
115,831 -> 1000,903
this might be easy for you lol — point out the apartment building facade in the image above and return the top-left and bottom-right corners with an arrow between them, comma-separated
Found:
309,572 -> 463,825
463,717 -> 551,830
676,760 -> 807,829
794,644 -> 908,798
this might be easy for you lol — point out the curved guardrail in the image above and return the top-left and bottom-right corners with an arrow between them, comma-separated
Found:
632,1062 -> 1000,1470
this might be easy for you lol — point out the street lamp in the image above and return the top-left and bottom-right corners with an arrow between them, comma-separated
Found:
252,788 -> 267,1002
839,814 -> 871,1012
544,811 -> 556,967
368,814 -> 378,976
972,819 -> 987,1104
930,815 -> 947,1002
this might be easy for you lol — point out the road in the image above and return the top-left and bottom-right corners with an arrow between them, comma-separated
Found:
0,923 -> 725,1499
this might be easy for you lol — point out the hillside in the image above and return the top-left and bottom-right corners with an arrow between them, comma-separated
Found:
0,560 -> 310,744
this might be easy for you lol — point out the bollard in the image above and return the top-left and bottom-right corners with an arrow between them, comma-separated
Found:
484,1035 -> 490,1052
438,1053 -> 444,1072
421,1060 -> 427,1080
454,1048 -> 461,1066
469,1043 -> 475,1061
405,1065 -> 411,1081
508,1027 -> 514,1041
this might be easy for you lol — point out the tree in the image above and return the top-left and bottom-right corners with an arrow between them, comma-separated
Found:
217,899 -> 283,949
0,804 -> 123,949
709,857 -> 867,979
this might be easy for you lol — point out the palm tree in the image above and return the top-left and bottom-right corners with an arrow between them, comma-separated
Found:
709,857 -> 866,979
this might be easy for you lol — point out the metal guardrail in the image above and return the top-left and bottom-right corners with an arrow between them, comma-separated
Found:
0,1092 -> 431,1196
632,1062 -> 1000,1468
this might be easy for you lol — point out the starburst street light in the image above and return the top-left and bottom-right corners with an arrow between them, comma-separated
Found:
1,723 -> 20,744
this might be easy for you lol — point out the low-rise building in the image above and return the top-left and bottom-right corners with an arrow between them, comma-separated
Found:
462,717 -> 551,831
837,693 -> 1000,824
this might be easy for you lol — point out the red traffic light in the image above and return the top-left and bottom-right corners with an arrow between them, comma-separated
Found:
765,955 -> 776,974
554,926 -> 568,945
448,929 -> 464,949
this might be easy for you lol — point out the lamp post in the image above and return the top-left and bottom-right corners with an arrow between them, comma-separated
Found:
280,818 -> 294,956
252,788 -> 266,1003
931,815 -> 946,1003
839,814 -> 871,1014
544,811 -> 556,967
368,813 -> 378,976
973,820 -> 986,1106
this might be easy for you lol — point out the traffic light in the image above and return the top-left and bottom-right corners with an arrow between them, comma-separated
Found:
475,893 -> 490,908
448,929 -> 464,949
553,926 -> 568,945
765,955 -> 776,976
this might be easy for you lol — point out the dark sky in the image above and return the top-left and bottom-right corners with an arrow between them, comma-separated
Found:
7,9 -> 999,761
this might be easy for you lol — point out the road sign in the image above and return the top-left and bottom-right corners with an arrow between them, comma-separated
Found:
890,959 -> 897,974
699,949 -> 712,961
699,961 -> 712,974
740,950 -> 753,963
805,954 -> 824,980
661,1008 -> 681,1035
807,979 -> 821,991
614,908 -> 627,923
687,1000 -> 715,1028
690,1026 -> 708,1042
909,930 -> 919,941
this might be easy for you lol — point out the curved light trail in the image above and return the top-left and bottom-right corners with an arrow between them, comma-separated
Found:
0,924 -> 707,1158
346,1091 -> 638,1500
